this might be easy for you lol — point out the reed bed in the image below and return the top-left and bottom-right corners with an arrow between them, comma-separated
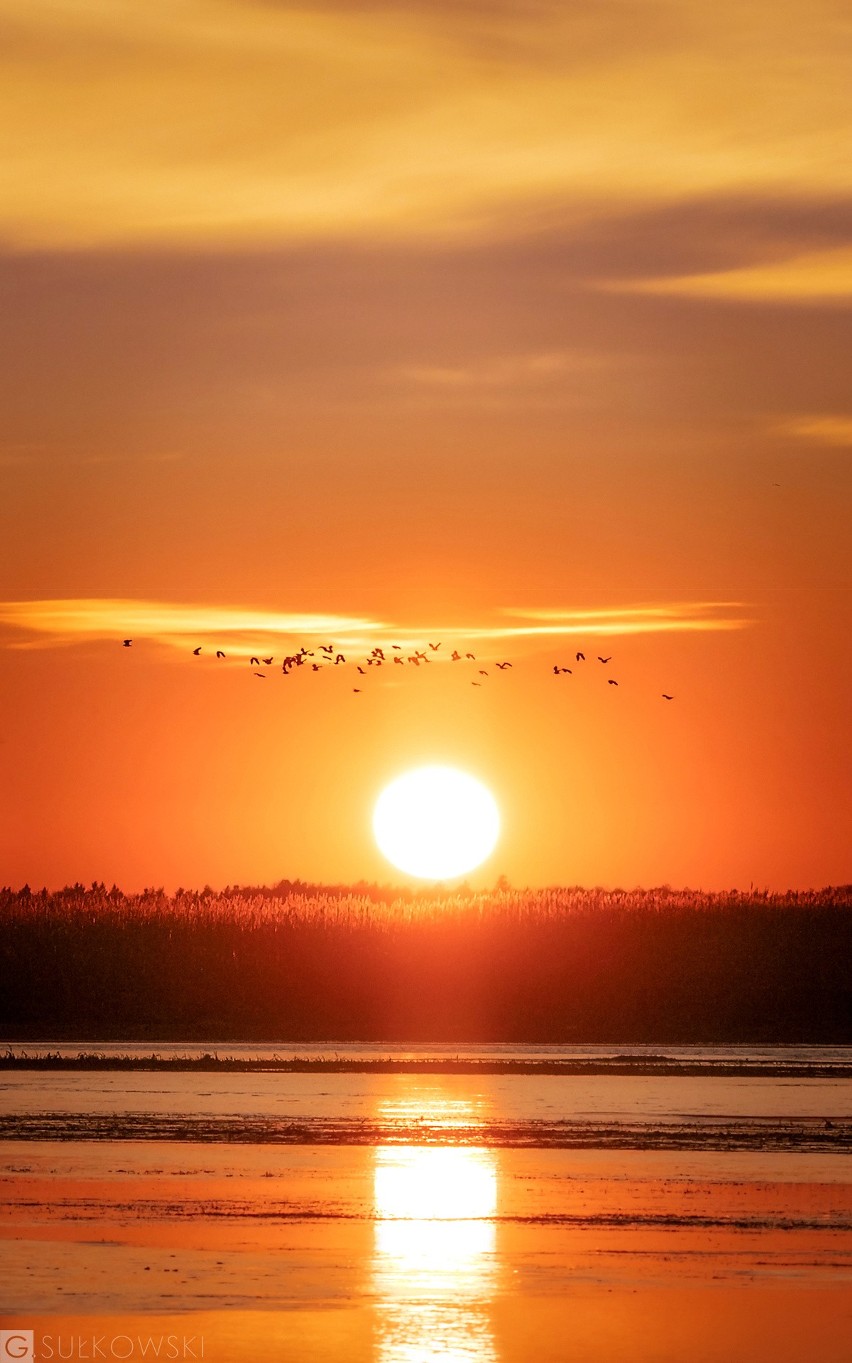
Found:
1,882 -> 850,1042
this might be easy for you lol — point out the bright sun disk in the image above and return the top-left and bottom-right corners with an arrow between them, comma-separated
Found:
373,765 -> 500,880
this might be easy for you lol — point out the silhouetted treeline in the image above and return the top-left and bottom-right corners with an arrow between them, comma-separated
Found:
1,882 -> 850,1042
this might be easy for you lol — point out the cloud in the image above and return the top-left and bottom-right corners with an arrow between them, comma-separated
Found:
392,349 -> 618,405
776,415 -> 852,447
0,599 -> 384,652
0,597 -> 753,654
484,603 -> 753,638
1,0 -> 850,248
606,247 -> 852,304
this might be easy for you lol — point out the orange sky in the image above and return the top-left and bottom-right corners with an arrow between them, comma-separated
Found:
0,0 -> 850,890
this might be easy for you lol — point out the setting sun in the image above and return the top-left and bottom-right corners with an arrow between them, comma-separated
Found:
373,766 -> 500,880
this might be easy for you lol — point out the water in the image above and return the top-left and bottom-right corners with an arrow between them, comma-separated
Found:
2,1045 -> 851,1362
2,1044 -> 850,1149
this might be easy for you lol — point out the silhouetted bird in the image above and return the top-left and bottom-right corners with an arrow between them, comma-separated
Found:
408,656 -> 420,666
357,666 -> 366,675
429,642 -> 441,651
608,679 -> 618,686
312,663 -> 320,671
335,654 -> 345,664
250,656 -> 260,666
496,662 -> 512,669
576,652 -> 585,661
662,694 -> 674,701
216,650 -> 226,659
320,645 -> 334,654
353,688 -> 361,694
471,681 -> 481,687
193,646 -> 202,656
394,656 -> 404,665
254,672 -> 265,678
122,639 -> 132,647
560,667 -> 572,674
598,656 -> 611,664
479,670 -> 488,676
263,657 -> 273,666
465,653 -> 476,660
552,665 -> 560,675
451,650 -> 462,661
392,644 -> 402,650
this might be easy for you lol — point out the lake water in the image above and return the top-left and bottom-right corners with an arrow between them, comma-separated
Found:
1,1045 -> 851,1362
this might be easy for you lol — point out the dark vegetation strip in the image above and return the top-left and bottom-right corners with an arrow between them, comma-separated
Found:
2,882 -> 851,1043
2,1053 -> 851,1077
2,1114 -> 850,1151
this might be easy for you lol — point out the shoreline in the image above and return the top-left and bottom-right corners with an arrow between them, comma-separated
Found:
2,1053 -> 852,1077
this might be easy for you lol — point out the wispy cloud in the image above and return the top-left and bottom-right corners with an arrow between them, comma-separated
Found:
0,600 -> 384,652
0,597 -> 753,654
481,602 -> 752,639
776,414 -> 852,447
397,351 -> 606,390
1,0 -> 849,248
605,246 -> 852,304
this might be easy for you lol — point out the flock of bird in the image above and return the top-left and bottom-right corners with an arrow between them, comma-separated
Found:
121,637 -> 675,699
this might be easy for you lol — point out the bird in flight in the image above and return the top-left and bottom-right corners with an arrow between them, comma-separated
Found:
353,688 -> 362,694
122,639 -> 132,647
393,656 -> 404,665
250,656 -> 260,666
553,665 -> 571,675
216,650 -> 226,659
254,671 -> 265,679
471,681 -> 482,687
429,642 -> 441,651
465,653 -> 476,661
262,656 -> 273,666
334,654 -> 345,665
451,650 -> 462,661
576,651 -> 585,661
357,666 -> 366,675
662,694 -> 674,701
598,656 -> 611,664
496,662 -> 512,670
608,679 -> 619,686
478,670 -> 488,676
193,646 -> 202,656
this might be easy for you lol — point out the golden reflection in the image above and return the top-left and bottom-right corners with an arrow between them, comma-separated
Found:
372,1087 -> 499,1363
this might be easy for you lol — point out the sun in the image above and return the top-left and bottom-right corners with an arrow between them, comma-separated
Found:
373,765 -> 500,881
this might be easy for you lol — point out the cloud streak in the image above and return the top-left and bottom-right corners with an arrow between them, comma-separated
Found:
776,414 -> 852,447
607,246 -> 852,303
0,597 -> 753,654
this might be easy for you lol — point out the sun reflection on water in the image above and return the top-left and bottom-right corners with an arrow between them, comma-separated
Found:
372,1089 -> 499,1363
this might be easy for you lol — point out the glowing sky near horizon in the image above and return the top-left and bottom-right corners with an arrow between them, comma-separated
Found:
0,0 -> 849,891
